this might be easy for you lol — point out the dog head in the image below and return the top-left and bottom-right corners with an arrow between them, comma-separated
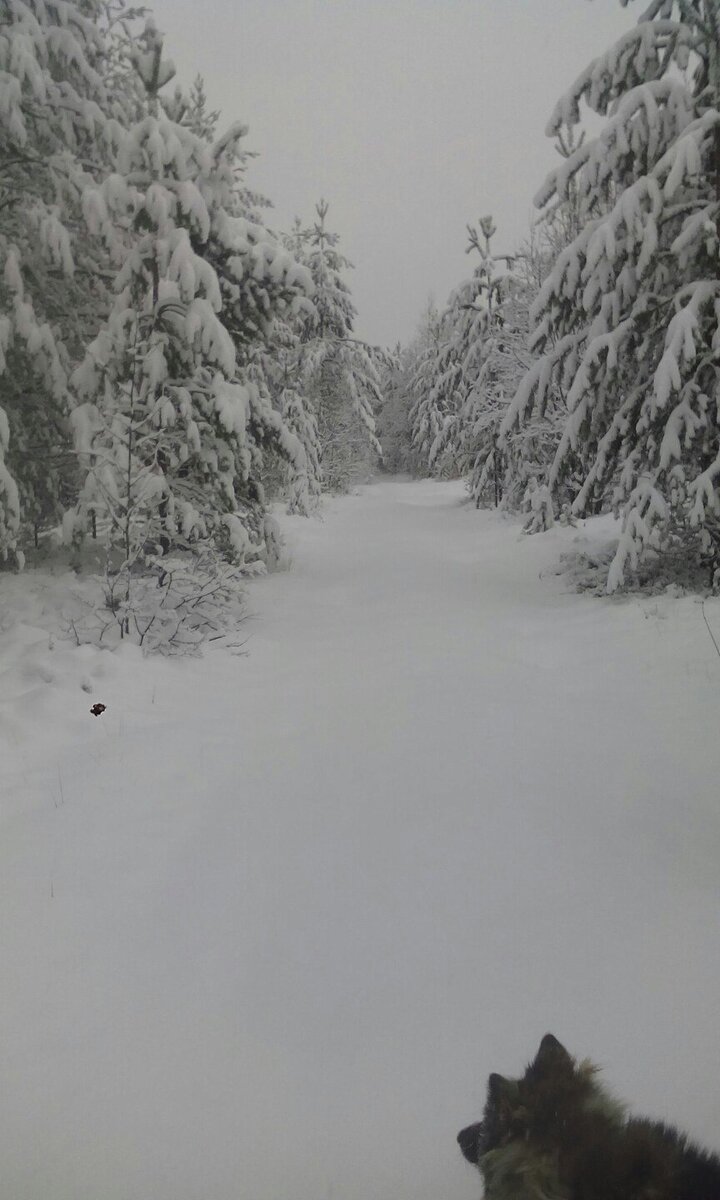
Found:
457,1035 -> 622,1200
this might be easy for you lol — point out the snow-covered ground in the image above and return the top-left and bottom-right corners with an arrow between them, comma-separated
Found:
2,477 -> 719,1200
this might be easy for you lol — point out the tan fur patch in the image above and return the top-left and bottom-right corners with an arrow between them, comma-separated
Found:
577,1060 -> 626,1127
480,1142 -> 567,1200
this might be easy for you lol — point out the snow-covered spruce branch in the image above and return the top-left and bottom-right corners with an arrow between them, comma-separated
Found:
546,21 -> 698,133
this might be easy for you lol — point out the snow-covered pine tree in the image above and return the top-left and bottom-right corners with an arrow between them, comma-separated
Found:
437,218 -> 530,505
422,326 -> 466,479
267,317 -> 322,512
486,226 -> 574,512
376,342 -> 415,473
70,20 -> 313,599
499,136 -> 603,515
502,0 -> 720,589
408,302 -> 459,477
0,0 -> 114,561
408,221 -> 535,502
161,90 -> 316,519
401,304 -> 449,476
236,216 -> 322,513
415,222 -> 498,485
293,201 -> 383,493
278,378 -> 321,511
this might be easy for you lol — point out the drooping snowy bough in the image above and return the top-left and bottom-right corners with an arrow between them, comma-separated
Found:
500,0 -> 720,589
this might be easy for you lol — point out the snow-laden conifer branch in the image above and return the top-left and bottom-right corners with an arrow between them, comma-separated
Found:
546,21 -> 696,134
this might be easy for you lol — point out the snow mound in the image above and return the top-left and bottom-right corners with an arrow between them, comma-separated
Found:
0,570 -> 129,750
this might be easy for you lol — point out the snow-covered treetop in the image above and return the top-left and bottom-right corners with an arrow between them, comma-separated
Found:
295,200 -> 356,341
130,18 -> 176,100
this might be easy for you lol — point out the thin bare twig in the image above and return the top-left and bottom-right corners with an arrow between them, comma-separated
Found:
701,599 -> 720,661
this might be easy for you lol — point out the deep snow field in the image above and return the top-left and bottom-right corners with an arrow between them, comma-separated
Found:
1,477 -> 719,1200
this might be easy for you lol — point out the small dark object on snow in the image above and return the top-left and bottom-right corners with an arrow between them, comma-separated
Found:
90,703 -> 106,717
458,1034 -> 720,1200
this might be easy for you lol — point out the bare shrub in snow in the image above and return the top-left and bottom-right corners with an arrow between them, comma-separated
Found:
65,552 -> 248,656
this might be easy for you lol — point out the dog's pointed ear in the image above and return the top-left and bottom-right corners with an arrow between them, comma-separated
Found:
457,1122 -> 482,1164
488,1072 -> 511,1100
533,1033 -> 572,1071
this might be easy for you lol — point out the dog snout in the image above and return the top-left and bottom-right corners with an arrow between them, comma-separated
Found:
457,1122 -> 482,1164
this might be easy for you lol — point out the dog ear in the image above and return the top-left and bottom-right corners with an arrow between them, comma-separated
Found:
533,1033 -> 572,1071
488,1072 -> 512,1100
488,1072 -> 518,1128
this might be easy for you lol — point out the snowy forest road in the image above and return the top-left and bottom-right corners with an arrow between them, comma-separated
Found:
2,478 -> 719,1200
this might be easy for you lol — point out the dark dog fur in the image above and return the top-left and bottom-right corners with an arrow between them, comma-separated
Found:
458,1034 -> 720,1200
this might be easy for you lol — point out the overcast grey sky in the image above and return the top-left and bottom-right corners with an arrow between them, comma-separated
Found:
148,0 -> 633,345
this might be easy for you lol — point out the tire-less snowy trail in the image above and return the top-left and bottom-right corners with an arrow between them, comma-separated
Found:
2,478 -> 719,1200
